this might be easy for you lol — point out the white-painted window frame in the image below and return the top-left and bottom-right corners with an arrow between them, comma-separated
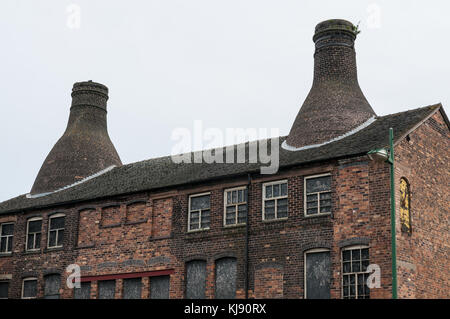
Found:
26,217 -> 42,251
188,192 -> 211,232
303,248 -> 331,299
0,222 -> 14,254
262,180 -> 288,221
47,213 -> 65,249
21,277 -> 38,299
304,173 -> 332,217
223,186 -> 247,227
341,245 -> 370,299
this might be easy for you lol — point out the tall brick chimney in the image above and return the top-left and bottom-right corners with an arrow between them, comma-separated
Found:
30,81 -> 122,194
285,19 -> 376,149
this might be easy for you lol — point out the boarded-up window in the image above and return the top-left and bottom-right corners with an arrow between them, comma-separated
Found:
22,278 -> 37,299
101,205 -> 122,227
0,281 -> 9,299
150,276 -> 170,299
126,202 -> 147,223
215,257 -> 237,299
186,260 -> 206,299
78,209 -> 98,247
123,278 -> 142,299
305,251 -> 331,299
74,282 -> 91,299
98,280 -> 116,299
44,274 -> 61,299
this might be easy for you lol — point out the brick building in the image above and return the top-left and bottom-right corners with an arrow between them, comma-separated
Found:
0,19 -> 448,299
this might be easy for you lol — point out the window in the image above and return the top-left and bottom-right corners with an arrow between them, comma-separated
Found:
44,274 -> 61,299
150,276 -> 170,299
263,180 -> 288,220
304,174 -> 332,216
215,257 -> 237,299
0,223 -> 14,253
123,278 -> 142,299
48,214 -> 65,248
224,187 -> 247,226
22,278 -> 38,299
0,281 -> 9,299
342,246 -> 370,299
74,282 -> 91,299
98,280 -> 116,299
188,193 -> 210,231
186,260 -> 206,299
26,218 -> 42,251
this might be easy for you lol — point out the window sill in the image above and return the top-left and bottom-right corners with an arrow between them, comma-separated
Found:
303,213 -> 332,219
23,250 -> 41,255
45,247 -> 64,253
0,252 -> 13,257
186,228 -> 210,234
223,224 -> 246,229
262,217 -> 288,224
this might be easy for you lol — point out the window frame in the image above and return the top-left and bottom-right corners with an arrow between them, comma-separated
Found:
262,180 -> 288,221
223,186 -> 247,227
26,217 -> 42,251
188,192 -> 211,232
21,277 -> 38,299
0,222 -> 14,254
341,245 -> 370,299
47,213 -> 66,249
304,173 -> 332,217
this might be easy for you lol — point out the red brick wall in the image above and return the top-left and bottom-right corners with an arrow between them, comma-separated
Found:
395,110 -> 450,298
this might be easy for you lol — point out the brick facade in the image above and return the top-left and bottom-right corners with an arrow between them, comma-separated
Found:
395,111 -> 450,298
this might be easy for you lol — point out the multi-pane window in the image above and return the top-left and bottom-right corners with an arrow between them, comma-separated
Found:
48,214 -> 65,248
263,180 -> 288,220
0,281 -> 9,299
305,174 -> 332,216
0,223 -> 14,253
188,193 -> 210,231
342,246 -> 370,299
22,278 -> 38,299
224,187 -> 247,226
26,218 -> 42,251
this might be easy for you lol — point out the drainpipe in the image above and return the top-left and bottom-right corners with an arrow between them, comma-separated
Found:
388,128 -> 398,299
367,127 -> 397,299
244,173 -> 251,299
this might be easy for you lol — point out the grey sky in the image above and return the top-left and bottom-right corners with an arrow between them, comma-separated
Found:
1,0 -> 449,202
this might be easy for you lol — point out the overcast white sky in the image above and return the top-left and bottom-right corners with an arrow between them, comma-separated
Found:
0,0 -> 449,202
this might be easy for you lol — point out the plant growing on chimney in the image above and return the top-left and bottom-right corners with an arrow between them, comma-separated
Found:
353,22 -> 361,35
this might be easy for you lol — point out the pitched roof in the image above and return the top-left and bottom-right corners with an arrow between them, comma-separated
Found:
0,104 -> 443,214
